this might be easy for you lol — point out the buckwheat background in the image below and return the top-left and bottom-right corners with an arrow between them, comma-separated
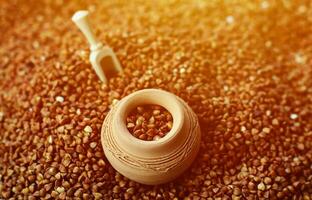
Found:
0,0 -> 311,199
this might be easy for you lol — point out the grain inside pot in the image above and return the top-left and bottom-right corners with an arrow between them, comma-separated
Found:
0,0 -> 312,199
126,104 -> 173,141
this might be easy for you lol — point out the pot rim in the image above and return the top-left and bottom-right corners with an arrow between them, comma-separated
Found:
113,89 -> 184,151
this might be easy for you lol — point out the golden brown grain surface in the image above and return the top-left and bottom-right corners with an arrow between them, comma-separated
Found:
0,0 -> 312,199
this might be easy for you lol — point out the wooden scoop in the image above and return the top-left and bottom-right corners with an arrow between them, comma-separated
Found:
72,10 -> 122,83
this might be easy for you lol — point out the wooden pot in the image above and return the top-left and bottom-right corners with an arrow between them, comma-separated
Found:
101,89 -> 201,185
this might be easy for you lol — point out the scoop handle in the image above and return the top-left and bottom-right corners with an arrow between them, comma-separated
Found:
72,10 -> 100,49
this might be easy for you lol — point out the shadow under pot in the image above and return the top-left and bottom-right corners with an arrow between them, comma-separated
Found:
101,89 -> 201,185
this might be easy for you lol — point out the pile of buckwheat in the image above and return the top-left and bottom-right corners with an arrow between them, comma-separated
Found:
0,0 -> 311,199
126,105 -> 173,141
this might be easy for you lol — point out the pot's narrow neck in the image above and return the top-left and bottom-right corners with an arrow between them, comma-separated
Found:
112,89 -> 186,158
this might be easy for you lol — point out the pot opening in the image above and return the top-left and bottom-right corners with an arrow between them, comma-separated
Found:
125,104 -> 173,141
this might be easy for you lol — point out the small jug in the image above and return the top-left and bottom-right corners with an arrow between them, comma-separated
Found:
101,89 -> 201,185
